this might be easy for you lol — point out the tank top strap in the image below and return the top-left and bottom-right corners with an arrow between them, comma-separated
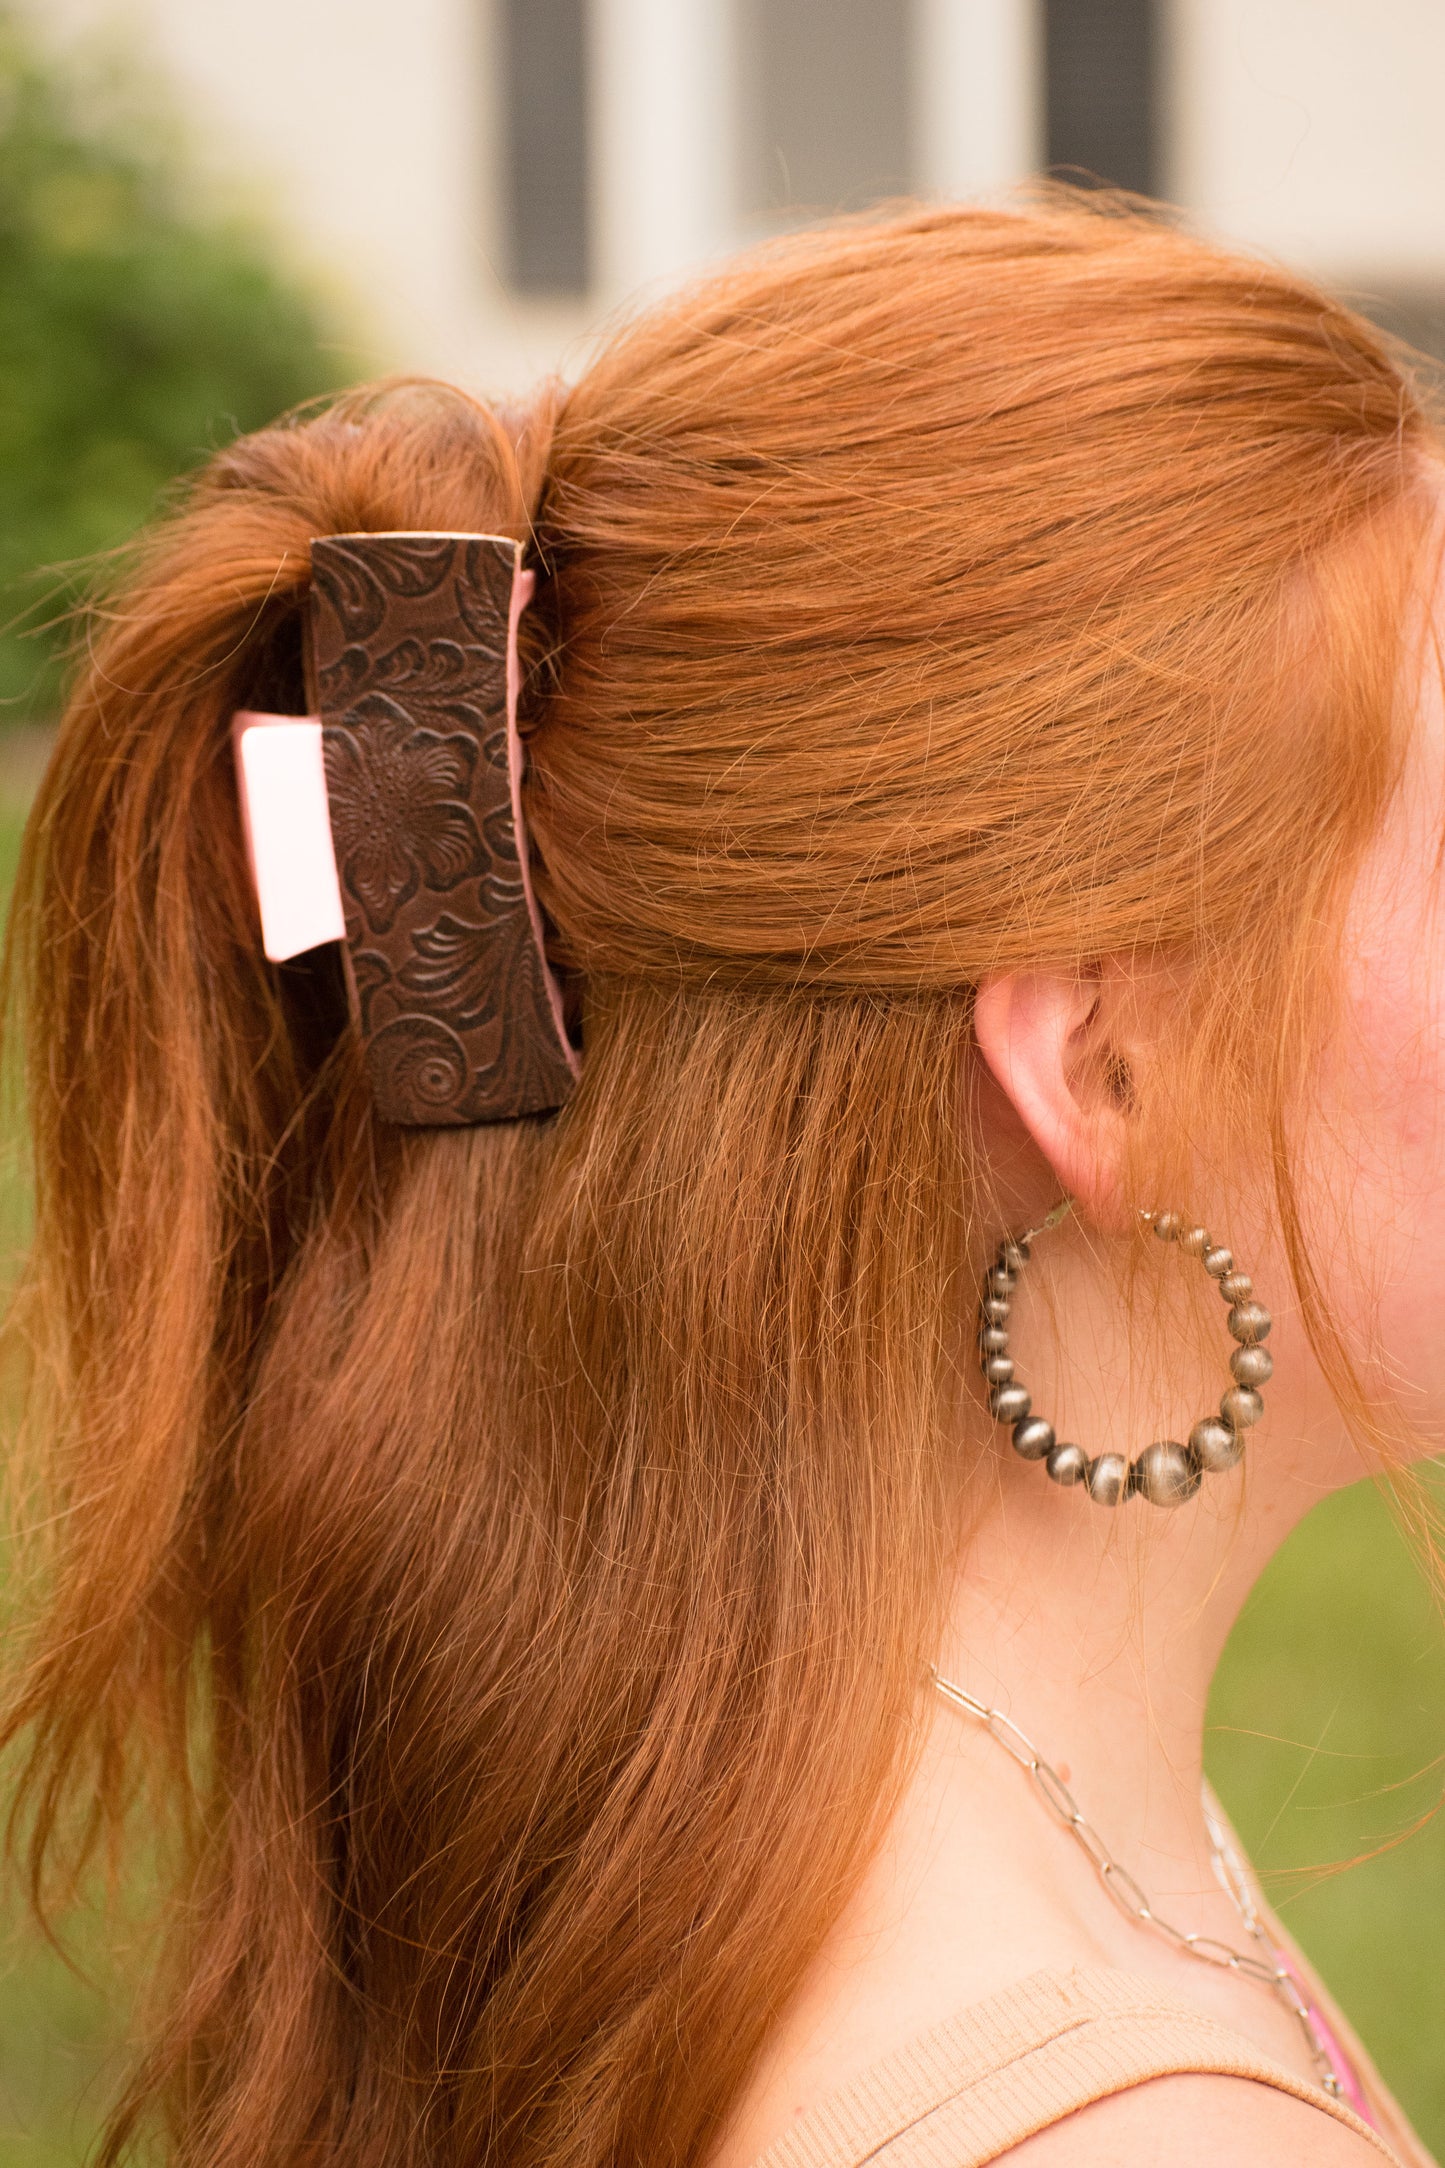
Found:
749,1966 -> 1405,2168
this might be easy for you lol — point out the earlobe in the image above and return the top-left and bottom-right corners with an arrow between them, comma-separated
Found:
972,971 -> 1133,1229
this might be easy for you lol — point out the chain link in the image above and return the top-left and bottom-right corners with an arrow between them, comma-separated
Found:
931,1669 -> 1345,2099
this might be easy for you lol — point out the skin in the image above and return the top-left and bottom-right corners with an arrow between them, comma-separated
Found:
709,552 -> 1445,2168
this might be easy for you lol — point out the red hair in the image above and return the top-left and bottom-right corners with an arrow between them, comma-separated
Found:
3,196 -> 1439,2166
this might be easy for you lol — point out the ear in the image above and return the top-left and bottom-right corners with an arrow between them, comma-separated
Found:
972,966 -> 1137,1232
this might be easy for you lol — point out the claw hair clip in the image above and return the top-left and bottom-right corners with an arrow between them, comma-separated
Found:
232,531 -> 578,1126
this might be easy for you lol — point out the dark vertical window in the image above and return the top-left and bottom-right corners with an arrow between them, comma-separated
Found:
739,0 -> 914,220
499,0 -> 591,295
1044,0 -> 1159,198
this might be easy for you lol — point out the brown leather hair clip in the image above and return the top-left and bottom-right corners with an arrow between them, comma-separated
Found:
233,532 -> 578,1126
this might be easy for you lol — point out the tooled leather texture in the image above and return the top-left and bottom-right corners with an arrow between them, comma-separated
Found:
307,531 -> 577,1126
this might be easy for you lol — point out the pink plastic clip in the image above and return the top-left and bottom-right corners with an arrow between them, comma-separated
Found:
505,566 -> 576,1076
231,711 -> 346,961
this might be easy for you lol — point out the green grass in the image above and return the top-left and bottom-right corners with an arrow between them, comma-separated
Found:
0,793 -> 1440,2162
0,792 -> 123,2168
0,1923 -> 123,2168
1208,1472 -> 1445,2146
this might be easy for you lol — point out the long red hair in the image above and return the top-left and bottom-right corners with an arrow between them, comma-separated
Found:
3,196 -> 1438,2166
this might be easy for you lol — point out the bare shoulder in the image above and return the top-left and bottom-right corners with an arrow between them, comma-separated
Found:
993,2075 -> 1390,2167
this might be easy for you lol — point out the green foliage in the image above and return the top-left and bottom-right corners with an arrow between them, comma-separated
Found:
0,1916 -> 120,2168
0,10 -> 349,720
1209,1470 -> 1445,2148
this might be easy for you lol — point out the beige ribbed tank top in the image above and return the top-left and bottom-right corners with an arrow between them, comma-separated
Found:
748,1966 -> 1430,2168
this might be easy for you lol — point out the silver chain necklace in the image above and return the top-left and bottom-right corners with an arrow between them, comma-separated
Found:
931,1669 -> 1345,2099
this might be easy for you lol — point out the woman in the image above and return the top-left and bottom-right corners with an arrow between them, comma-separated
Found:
3,195 -> 1441,2167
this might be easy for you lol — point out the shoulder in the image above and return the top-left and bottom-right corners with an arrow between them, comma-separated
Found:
987,2074 -> 1391,2167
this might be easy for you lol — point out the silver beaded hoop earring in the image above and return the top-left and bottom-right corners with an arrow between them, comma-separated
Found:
978,1200 -> 1273,1508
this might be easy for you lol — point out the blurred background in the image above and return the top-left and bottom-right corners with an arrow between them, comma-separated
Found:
5,0 -> 1445,716
0,2 -> 1443,2162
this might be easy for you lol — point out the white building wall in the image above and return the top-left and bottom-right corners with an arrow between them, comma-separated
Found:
590,0 -> 737,300
15,0 -> 1445,392
1168,0 -> 1445,286
915,0 -> 1040,202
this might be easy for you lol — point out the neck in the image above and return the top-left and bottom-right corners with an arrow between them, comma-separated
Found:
937,1457 -> 1274,1897
708,1463 -> 1329,2168
938,1200 -> 1360,1890
709,1218 -> 1369,2167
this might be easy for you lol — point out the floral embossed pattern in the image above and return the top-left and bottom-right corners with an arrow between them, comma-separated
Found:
323,709 -> 484,935
307,532 -> 577,1126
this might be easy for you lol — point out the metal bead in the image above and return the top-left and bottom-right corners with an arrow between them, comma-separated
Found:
1046,1440 -> 1088,1486
989,1383 -> 1031,1424
1229,1343 -> 1273,1387
1180,1226 -> 1212,1257
1133,1439 -> 1202,1507
1190,1416 -> 1245,1472
1227,1300 -> 1271,1345
1218,1271 -> 1252,1304
978,1323 -> 1010,1354
983,1353 -> 1015,1384
1202,1246 -> 1233,1279
1085,1452 -> 1129,1507
1012,1415 -> 1055,1462
987,1265 -> 1018,1298
1153,1212 -> 1183,1242
981,1294 -> 1011,1325
1220,1385 -> 1264,1429
998,1239 -> 1030,1273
